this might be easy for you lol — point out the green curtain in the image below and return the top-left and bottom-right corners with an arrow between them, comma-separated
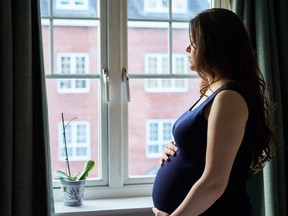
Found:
229,0 -> 288,216
0,0 -> 55,215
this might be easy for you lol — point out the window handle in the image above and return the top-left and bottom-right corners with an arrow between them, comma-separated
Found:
102,68 -> 110,102
122,68 -> 130,102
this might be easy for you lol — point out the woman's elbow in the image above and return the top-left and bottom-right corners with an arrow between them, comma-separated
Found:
200,177 -> 228,199
211,182 -> 227,198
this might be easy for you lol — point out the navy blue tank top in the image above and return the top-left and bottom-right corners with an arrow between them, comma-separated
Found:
152,83 -> 255,215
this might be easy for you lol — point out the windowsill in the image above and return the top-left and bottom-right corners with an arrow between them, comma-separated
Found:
55,196 -> 153,216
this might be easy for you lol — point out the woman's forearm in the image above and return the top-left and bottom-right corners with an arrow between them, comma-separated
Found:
171,177 -> 226,216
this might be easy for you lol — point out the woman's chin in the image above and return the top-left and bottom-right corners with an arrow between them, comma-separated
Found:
189,66 -> 197,72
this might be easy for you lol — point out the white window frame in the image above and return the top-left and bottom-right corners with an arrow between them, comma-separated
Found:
146,119 -> 175,158
144,0 -> 188,13
41,0 -> 225,203
57,53 -> 90,93
58,121 -> 91,161
145,54 -> 189,92
56,0 -> 89,10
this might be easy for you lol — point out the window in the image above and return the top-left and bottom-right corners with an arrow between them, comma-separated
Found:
58,121 -> 90,161
144,0 -> 188,13
146,119 -> 174,158
56,0 -> 89,10
57,53 -> 89,93
145,54 -> 188,92
40,0 -> 212,201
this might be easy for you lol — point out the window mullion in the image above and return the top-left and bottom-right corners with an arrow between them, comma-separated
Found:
107,0 -> 126,188
98,0 -> 109,185
121,0 -> 129,184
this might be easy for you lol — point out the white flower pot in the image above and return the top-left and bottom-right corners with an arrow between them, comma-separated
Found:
61,180 -> 86,206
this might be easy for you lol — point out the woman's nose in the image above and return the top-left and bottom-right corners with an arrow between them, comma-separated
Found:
186,45 -> 191,53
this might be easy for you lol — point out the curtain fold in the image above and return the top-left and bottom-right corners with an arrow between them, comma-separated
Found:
0,0 -> 55,215
229,0 -> 288,216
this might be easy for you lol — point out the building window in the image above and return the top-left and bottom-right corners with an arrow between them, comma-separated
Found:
57,53 -> 89,93
145,54 -> 188,92
56,0 -> 89,10
144,0 -> 187,13
146,119 -> 175,158
58,121 -> 90,161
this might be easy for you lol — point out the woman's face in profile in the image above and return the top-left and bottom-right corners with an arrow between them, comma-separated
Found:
186,44 -> 196,71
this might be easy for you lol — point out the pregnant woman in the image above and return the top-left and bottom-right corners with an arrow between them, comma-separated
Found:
152,8 -> 276,216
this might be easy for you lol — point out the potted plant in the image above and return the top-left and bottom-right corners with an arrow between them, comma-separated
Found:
54,160 -> 95,206
53,113 -> 95,206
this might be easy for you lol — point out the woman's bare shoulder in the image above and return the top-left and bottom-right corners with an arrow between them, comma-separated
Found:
210,89 -> 248,120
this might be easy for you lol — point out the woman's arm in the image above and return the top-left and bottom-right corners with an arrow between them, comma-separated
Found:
171,90 -> 248,216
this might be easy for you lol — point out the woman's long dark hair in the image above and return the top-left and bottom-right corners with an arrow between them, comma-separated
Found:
189,8 -> 276,171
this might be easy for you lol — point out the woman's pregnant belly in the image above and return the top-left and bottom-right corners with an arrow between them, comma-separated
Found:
152,155 -> 203,214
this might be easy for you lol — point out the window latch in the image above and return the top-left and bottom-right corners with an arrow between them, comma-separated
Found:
102,68 -> 110,102
122,68 -> 130,102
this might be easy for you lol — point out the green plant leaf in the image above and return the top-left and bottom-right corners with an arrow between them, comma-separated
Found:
77,160 -> 95,180
72,172 -> 80,181
53,170 -> 73,181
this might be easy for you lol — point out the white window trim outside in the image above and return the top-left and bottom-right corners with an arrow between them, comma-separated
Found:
58,120 -> 91,161
146,119 -> 175,158
57,53 -> 90,93
144,0 -> 187,13
56,0 -> 89,10
145,53 -> 189,92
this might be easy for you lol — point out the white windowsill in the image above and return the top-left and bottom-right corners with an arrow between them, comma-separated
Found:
55,196 -> 153,216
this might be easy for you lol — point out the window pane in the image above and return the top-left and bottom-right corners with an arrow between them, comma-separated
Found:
128,0 -> 169,19
171,22 -> 190,61
46,79 -> 99,178
128,0 -> 211,20
41,0 -> 101,179
148,145 -> 159,154
54,0 -> 98,17
128,22 -> 169,74
60,80 -> 72,88
149,123 -> 158,141
76,56 -> 86,73
161,79 -> 171,88
163,122 -> 172,140
148,57 -> 157,74
147,79 -> 158,88
41,20 -> 50,74
175,57 -> 185,74
162,57 -> 169,74
77,147 -> 87,156
175,79 -> 185,87
61,147 -> 72,157
171,0 -> 187,14
54,20 -> 98,74
40,0 -> 50,16
61,56 -> 71,73
65,125 -> 72,143
127,0 -> 210,177
128,78 -> 201,176
75,80 -> 87,88
77,124 -> 86,142
172,0 -> 211,20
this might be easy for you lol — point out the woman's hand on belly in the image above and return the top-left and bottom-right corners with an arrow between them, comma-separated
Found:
152,207 -> 170,216
159,140 -> 178,166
